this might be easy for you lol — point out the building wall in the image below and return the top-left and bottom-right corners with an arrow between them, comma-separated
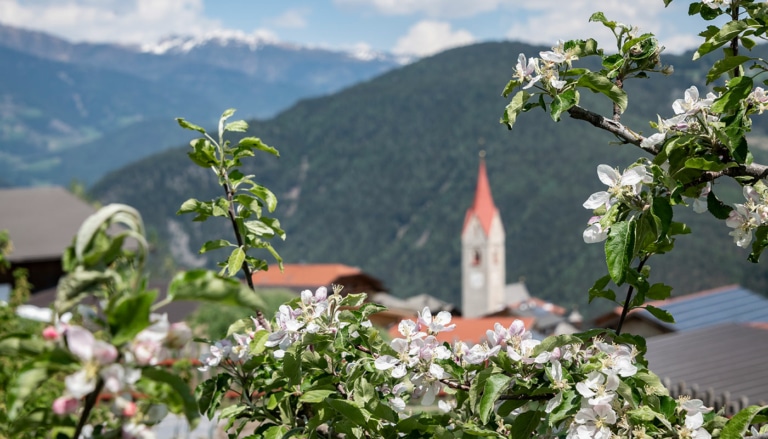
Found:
461,213 -> 505,318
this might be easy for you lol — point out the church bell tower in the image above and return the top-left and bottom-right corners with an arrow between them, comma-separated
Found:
461,152 -> 505,318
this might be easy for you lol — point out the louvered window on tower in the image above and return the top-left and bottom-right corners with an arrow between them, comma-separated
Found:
472,250 -> 481,266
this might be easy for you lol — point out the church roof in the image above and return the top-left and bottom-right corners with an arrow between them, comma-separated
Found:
463,158 -> 499,235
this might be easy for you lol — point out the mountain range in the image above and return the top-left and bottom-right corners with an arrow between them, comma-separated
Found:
89,40 -> 768,318
0,23 -> 400,186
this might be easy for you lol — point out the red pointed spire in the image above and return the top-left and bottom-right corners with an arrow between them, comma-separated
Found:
463,153 -> 498,235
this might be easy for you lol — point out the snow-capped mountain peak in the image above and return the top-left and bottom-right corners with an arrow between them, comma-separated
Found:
140,29 -> 283,55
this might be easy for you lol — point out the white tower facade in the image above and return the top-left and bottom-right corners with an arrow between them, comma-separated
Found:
461,157 -> 506,318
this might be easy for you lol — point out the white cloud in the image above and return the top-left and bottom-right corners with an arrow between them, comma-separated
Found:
0,0 -> 223,44
392,20 -> 474,57
505,0 -> 712,54
335,0 -> 506,19
270,8 -> 310,29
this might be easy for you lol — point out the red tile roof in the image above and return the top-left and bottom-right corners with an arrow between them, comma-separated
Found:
388,316 -> 536,345
463,158 -> 499,236
251,263 -> 362,287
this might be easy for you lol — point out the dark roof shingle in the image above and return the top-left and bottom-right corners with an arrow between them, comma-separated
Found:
0,187 -> 96,262
645,323 -> 768,406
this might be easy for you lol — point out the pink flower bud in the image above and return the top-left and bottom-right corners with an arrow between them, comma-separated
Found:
43,325 -> 60,340
122,401 -> 138,417
52,396 -> 79,415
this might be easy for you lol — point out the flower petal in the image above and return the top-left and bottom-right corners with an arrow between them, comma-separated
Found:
596,165 -> 620,186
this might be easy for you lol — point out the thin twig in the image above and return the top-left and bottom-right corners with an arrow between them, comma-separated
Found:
74,378 -> 105,439
731,5 -> 740,78
616,256 -> 650,336
220,170 -> 271,330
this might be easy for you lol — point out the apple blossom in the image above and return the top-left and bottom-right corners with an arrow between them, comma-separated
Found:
571,404 -> 617,439
672,86 -> 716,116
583,164 -> 650,211
583,217 -> 609,244
702,0 -> 732,9
513,53 -> 541,89
576,371 -> 619,405
417,307 -> 455,334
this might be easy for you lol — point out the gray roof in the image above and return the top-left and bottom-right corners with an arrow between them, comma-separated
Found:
645,323 -> 768,406
637,285 -> 768,331
0,187 -> 96,262
504,282 -> 530,304
369,292 -> 454,314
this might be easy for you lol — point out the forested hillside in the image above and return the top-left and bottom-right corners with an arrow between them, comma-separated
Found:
91,41 -> 768,317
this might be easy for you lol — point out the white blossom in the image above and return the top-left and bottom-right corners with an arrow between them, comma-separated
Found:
583,164 -> 650,210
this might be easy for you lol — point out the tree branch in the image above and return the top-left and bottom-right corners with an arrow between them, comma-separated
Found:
566,105 -> 768,181
566,105 -> 652,152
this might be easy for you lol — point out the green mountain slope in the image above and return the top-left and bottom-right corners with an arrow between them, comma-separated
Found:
0,45 -> 215,185
91,41 -> 768,317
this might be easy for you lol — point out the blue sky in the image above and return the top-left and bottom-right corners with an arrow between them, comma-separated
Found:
0,1 -> 717,56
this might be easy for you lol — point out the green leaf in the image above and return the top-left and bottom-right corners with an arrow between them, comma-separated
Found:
646,283 -> 672,300
605,220 -> 635,285
224,120 -> 248,132
589,12 -> 616,30
108,289 -> 156,345
220,108 -> 236,120
651,197 -> 672,240
339,292 -> 367,307
248,185 -> 279,213
238,137 -> 280,157
589,285 -> 615,304
501,79 -> 521,98
326,399 -> 370,428
749,225 -> 768,263
627,406 -> 657,423
263,425 -> 289,439
550,89 -> 579,122
300,390 -> 336,403
707,190 -> 733,220
668,221 -> 691,236
694,20 -> 748,60
576,72 -> 628,113
75,204 -> 145,262
707,55 -> 752,84
199,239 -> 233,254
283,351 -> 302,387
142,367 -> 200,428
0,334 -> 47,357
195,374 -> 233,419
497,399 -> 527,417
644,305 -> 675,323
244,220 -> 275,238
166,269 -> 266,310
469,368 -> 493,412
684,157 -> 733,172
500,90 -> 531,129
510,410 -> 542,438
176,117 -> 206,134
7,366 -> 48,420
721,405 -> 768,439
358,302 -> 387,319
187,138 -> 217,167
478,374 -> 512,424
711,76 -> 753,113
249,330 -> 269,356
226,246 -> 246,277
